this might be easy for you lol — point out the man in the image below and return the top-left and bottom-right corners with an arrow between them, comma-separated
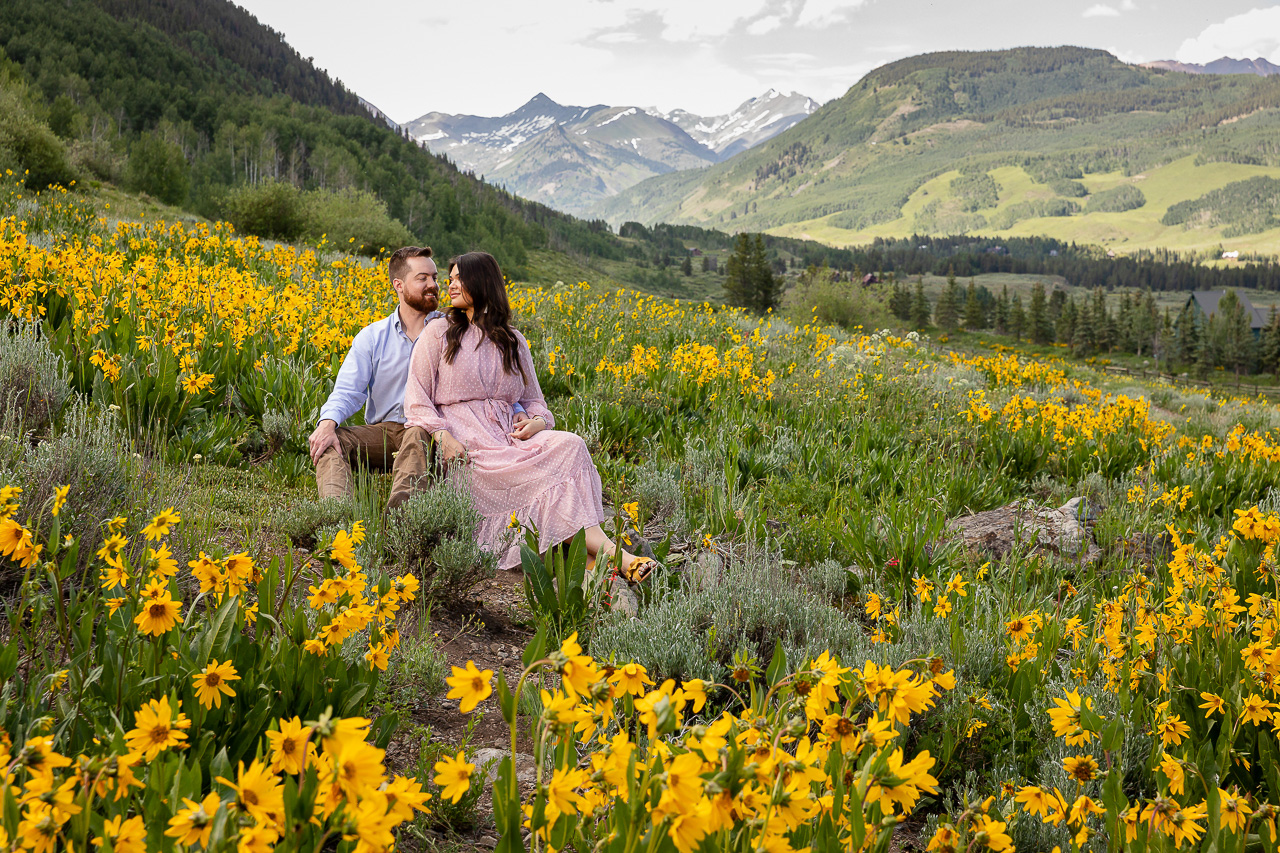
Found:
309,245 -> 442,508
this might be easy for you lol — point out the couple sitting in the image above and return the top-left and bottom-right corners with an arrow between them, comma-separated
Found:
309,246 -> 652,579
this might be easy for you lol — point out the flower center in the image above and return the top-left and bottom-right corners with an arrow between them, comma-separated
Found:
281,739 -> 295,755
205,673 -> 220,686
150,602 -> 167,617
150,724 -> 170,742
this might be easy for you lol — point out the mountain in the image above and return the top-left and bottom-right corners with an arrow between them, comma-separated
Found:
591,47 -> 1280,255
654,89 -> 818,158
1141,57 -> 1280,76
0,0 -> 675,273
404,92 -> 816,216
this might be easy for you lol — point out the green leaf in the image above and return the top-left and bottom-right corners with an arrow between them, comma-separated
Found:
522,624 -> 548,669
765,639 -> 787,688
1100,716 -> 1125,753
195,596 -> 240,666
496,671 -> 517,726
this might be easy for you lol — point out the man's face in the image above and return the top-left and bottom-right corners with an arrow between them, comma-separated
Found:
396,256 -> 439,313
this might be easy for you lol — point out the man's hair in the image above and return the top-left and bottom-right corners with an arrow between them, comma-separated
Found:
388,246 -> 433,284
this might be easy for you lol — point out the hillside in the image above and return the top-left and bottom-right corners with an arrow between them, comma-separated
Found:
0,0 -> 656,274
592,47 -> 1280,255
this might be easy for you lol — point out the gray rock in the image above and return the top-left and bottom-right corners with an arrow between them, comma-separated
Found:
608,577 -> 640,616
473,748 -> 540,786
945,497 -> 1100,564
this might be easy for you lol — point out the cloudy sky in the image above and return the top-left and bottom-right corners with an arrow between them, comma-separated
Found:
236,0 -> 1280,121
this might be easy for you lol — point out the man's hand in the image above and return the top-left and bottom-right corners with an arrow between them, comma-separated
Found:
509,416 -> 545,441
436,430 -> 468,464
309,420 -> 339,465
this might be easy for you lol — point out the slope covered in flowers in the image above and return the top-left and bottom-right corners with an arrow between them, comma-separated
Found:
5,182 -> 1280,850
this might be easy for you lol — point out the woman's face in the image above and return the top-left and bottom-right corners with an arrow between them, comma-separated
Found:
448,265 -> 473,311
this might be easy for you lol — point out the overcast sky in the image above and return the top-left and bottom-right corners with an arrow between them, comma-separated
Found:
235,0 -> 1280,121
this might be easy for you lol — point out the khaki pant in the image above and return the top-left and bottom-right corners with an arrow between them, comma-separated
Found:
315,422 -> 432,508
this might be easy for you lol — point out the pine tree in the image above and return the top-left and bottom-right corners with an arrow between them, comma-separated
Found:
910,278 -> 930,329
1262,308 -> 1280,377
1056,297 -> 1077,345
1073,302 -> 1094,356
1029,281 -> 1052,344
681,255 -> 693,276
963,279 -> 985,329
1218,289 -> 1257,378
724,233 -> 780,314
994,285 -> 1010,335
889,281 -> 913,321
1010,294 -> 1026,342
1091,288 -> 1111,351
1174,302 -> 1199,368
1195,313 -> 1220,377
1156,308 -> 1176,374
935,271 -> 961,331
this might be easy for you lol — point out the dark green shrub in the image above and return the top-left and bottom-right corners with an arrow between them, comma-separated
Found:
125,132 -> 189,205
1086,184 -> 1146,213
304,187 -> 412,256
0,86 -> 76,189
222,181 -> 306,241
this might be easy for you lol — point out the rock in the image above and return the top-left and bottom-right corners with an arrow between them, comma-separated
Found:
608,577 -> 640,617
478,836 -> 498,849
945,497 -> 1101,565
689,552 -> 723,589
473,748 -> 540,786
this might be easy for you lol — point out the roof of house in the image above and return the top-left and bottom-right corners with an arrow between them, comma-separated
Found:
1187,290 -> 1269,329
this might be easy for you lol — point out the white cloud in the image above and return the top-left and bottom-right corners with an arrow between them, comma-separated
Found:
1175,6 -> 1280,64
796,0 -> 865,28
1105,44 -> 1148,65
1119,0 -> 1137,9
1082,4 -> 1121,18
639,0 -> 771,42
747,15 -> 783,35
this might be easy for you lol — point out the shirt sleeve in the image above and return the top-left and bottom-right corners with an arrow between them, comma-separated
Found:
515,332 -> 554,428
404,322 -> 450,434
317,328 -> 374,426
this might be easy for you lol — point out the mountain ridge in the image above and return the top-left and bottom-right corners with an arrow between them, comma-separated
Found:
1140,57 -> 1280,76
590,47 -> 1280,256
405,90 -> 816,216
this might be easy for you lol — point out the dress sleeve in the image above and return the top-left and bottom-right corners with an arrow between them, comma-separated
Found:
515,331 -> 554,429
404,322 -> 449,434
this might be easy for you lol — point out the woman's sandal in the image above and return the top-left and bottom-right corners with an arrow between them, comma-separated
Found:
622,556 -> 658,584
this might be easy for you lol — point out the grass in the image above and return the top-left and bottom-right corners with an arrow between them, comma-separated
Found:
13,178 -> 1280,847
773,155 -> 1280,254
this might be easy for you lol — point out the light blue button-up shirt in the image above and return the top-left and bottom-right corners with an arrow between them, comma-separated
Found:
318,308 -> 442,427
318,308 -> 524,427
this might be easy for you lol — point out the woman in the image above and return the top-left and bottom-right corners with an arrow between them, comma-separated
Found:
404,251 -> 651,577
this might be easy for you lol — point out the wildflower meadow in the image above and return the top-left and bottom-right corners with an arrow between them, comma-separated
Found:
4,178 -> 1280,852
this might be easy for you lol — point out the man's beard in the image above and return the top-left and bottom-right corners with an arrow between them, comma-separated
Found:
403,289 -> 438,313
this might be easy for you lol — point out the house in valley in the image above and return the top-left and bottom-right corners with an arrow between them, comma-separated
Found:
1185,290 -> 1269,339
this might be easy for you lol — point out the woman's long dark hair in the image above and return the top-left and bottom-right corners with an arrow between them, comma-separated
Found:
443,252 -> 526,381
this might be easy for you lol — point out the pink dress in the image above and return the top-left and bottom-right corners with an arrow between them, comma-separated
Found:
404,318 -> 606,571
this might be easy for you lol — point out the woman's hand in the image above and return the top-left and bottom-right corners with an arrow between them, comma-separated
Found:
509,416 -> 546,441
435,430 -> 468,464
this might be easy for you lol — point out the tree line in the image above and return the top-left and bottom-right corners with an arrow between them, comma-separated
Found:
888,273 -> 1280,378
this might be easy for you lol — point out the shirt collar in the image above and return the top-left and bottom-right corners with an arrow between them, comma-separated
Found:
390,307 -> 413,340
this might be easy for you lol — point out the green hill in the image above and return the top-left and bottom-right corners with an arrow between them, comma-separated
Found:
0,0 -> 642,273
591,47 -> 1280,255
